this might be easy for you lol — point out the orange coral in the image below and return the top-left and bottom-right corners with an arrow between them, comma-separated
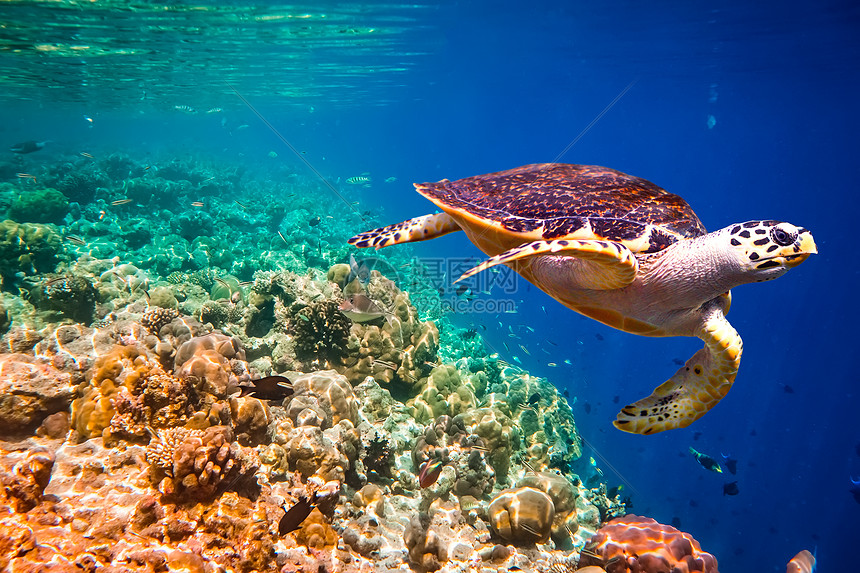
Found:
579,515 -> 718,573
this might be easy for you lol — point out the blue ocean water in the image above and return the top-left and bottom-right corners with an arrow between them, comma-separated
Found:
1,1 -> 857,571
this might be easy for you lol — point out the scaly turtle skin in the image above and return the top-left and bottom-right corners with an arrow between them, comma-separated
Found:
348,163 -> 817,435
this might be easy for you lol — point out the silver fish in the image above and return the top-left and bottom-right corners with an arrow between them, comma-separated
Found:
339,294 -> 386,323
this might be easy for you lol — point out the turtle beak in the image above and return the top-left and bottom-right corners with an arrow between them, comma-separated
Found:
784,230 -> 817,268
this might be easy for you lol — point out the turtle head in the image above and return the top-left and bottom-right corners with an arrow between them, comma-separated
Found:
727,221 -> 817,281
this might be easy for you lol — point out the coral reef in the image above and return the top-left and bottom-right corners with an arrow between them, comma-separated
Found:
0,151 -> 690,573
579,515 -> 719,573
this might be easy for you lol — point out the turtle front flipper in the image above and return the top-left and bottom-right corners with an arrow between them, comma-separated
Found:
348,213 -> 461,249
454,239 -> 638,290
614,303 -> 742,435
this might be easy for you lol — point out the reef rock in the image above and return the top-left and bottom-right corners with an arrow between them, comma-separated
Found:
0,353 -> 74,436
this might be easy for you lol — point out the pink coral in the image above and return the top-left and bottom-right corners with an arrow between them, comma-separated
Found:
580,515 -> 718,573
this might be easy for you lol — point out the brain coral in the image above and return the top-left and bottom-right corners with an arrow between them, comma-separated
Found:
285,370 -> 358,428
487,486 -> 555,545
579,514 -> 719,573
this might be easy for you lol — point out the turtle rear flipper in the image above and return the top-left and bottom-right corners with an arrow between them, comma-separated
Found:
614,303 -> 742,434
454,238 -> 638,290
348,213 -> 461,249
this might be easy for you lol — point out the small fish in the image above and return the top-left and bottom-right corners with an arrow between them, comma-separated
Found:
595,333 -> 604,341
545,339 -> 558,346
235,375 -> 294,401
111,198 -> 132,206
308,216 -> 321,226
563,359 -> 571,365
238,280 -> 254,287
190,201 -> 204,207
417,460 -> 444,488
384,176 -> 397,183
689,447 -> 723,473
174,105 -> 196,113
782,384 -> 795,394
528,393 -> 540,405
672,358 -> 685,366
722,481 -> 739,496
80,152 -> 94,159
279,494 -> 315,535
346,176 -> 371,185
519,344 -> 530,356
10,141 -> 45,154
277,231 -> 288,245
339,294 -> 386,323
236,124 -> 249,130
268,151 -> 278,158
206,107 -> 223,114
214,277 -> 232,292
234,200 -> 247,210
64,235 -> 85,246
373,359 -> 399,371
721,453 -> 738,475
547,362 -> 557,367
16,173 -> 37,183
502,342 -> 510,352
201,176 -> 216,183
84,116 -> 93,123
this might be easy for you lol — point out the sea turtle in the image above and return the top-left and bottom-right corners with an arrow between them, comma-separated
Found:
348,164 -> 817,434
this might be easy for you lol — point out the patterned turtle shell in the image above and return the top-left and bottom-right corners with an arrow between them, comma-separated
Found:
416,163 -> 707,253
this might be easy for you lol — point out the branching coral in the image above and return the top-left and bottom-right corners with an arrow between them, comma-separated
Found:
140,307 -> 181,334
145,425 -> 259,501
579,515 -> 719,573
290,300 -> 352,368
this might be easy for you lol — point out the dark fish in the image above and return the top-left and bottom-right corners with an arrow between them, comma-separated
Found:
783,384 -> 795,394
545,339 -> 558,346
10,140 -> 45,154
309,216 -> 321,226
671,516 -> 682,529
417,460 -> 444,488
855,442 -> 860,457
672,358 -> 685,366
723,457 -> 738,475
607,485 -> 623,498
612,395 -> 620,404
279,494 -> 315,534
689,447 -> 722,473
236,375 -> 294,401
693,431 -> 702,441
562,390 -> 569,398
595,333 -> 604,341
689,499 -> 698,507
749,429 -> 757,437
723,481 -> 739,496
528,392 -> 540,406
584,402 -> 591,414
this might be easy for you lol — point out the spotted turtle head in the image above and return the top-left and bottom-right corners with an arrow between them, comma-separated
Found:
728,220 -> 817,281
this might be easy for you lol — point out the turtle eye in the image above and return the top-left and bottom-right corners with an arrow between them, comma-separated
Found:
770,225 -> 796,246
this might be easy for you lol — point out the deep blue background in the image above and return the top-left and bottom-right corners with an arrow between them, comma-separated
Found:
3,1 -> 857,571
